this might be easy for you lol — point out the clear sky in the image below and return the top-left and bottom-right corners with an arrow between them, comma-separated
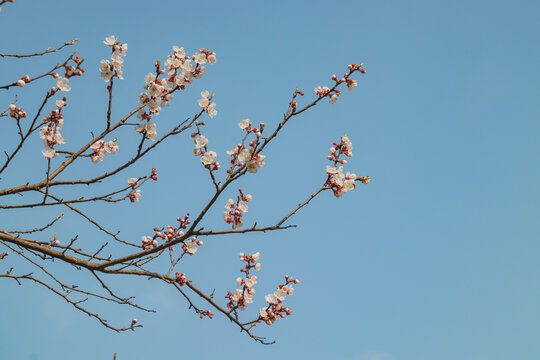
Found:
1,1 -> 539,359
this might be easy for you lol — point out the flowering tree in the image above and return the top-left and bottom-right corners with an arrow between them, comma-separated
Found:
0,0 -> 369,345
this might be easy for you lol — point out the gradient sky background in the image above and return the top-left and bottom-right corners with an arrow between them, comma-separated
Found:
1,1 -> 539,359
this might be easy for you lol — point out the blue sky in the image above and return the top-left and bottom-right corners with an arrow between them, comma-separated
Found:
1,1 -> 539,359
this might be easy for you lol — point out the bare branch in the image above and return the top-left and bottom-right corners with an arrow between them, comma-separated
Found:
0,39 -> 77,58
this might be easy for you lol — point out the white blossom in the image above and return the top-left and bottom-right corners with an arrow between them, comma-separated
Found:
194,53 -> 207,65
135,121 -> 157,141
236,149 -> 250,162
237,200 -> 248,213
246,154 -> 265,173
341,136 -> 353,156
314,86 -> 330,96
265,294 -> 278,305
238,119 -> 251,130
104,35 -> 117,46
173,46 -> 185,57
144,73 -> 156,84
226,145 -> 241,156
194,135 -> 208,149
183,238 -> 198,255
100,60 -> 113,82
132,189 -> 141,202
57,77 -> 71,92
200,151 -> 217,165
206,103 -> 217,117
41,147 -> 57,159
244,276 -> 257,288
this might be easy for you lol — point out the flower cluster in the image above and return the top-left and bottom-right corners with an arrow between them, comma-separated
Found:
316,84 -> 342,103
259,276 -> 298,326
314,63 -> 365,104
314,86 -> 330,96
138,72 -> 173,117
127,168 -> 157,202
8,103 -> 26,120
223,188 -> 252,229
133,47 -> 216,153
141,229 -> 194,255
100,35 -> 127,81
39,99 -> 66,159
193,48 -> 217,66
135,119 -> 157,141
198,90 -> 217,118
226,252 -> 261,311
137,46 -> 216,120
198,310 -> 214,319
90,139 -> 119,164
175,272 -> 187,286
141,235 -> 158,250
325,135 -> 369,197
141,214 -> 200,253
226,119 -> 266,174
153,217 -> 188,242
192,134 -> 220,170
127,177 -> 141,202
50,55 -> 85,92
245,152 -> 265,173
